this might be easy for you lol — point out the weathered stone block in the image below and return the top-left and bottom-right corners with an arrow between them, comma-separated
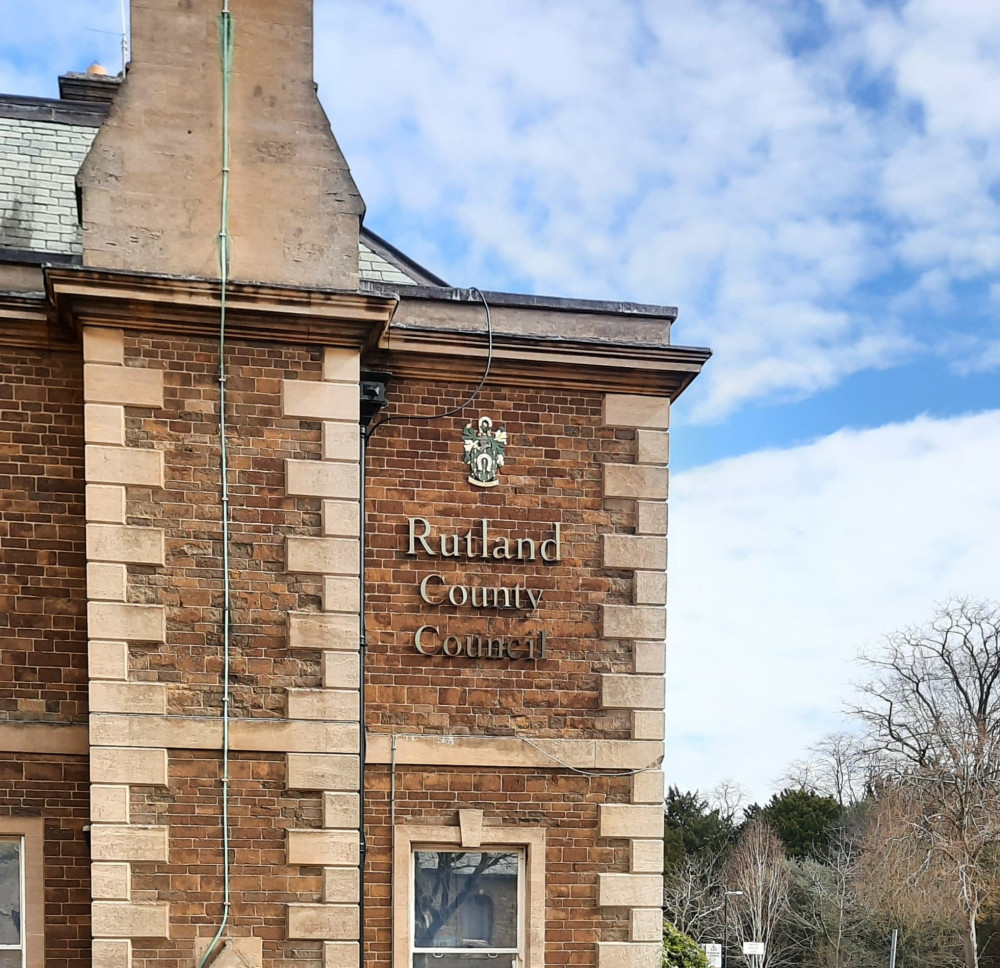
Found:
84,364 -> 164,409
603,464 -> 668,500
90,682 -> 168,715
288,611 -> 358,651
286,753 -> 359,792
89,641 -> 129,681
92,902 -> 170,938
601,675 -> 664,711
633,641 -> 666,676
323,941 -> 360,968
599,804 -> 663,839
635,429 -> 669,464
91,747 -> 168,786
630,909 -> 664,943
603,535 -> 667,571
286,537 -> 359,576
598,873 -> 663,908
286,903 -> 359,940
630,840 -> 664,874
85,404 -> 126,445
323,793 -> 360,829
287,689 -> 359,721
92,862 -> 131,900
282,380 -> 358,422
323,868 -> 360,904
287,828 -> 360,866
286,460 -> 359,500
635,501 -> 667,536
91,784 -> 131,823
88,602 -> 165,643
322,577 -> 360,614
87,563 -> 127,602
92,939 -> 132,968
322,652 -> 361,690
322,348 -> 360,384
634,572 -> 667,606
86,446 -> 164,488
91,825 -> 169,863
86,485 -> 127,524
603,394 -> 670,429
87,524 -> 165,566
632,710 -> 665,741
83,327 -> 125,365
323,423 -> 359,462
602,605 -> 665,641
631,770 -> 665,805
322,500 -> 360,538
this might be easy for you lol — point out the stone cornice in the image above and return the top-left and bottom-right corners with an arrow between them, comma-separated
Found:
0,291 -> 77,350
375,323 -> 711,398
44,266 -> 398,351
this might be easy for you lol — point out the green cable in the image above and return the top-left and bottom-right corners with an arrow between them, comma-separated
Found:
198,6 -> 234,967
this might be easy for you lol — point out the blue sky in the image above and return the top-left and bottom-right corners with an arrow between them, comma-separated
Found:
3,0 -> 1000,804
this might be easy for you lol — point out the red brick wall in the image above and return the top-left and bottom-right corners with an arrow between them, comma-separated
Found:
364,379 -> 637,738
121,335 -> 326,715
0,754 -> 90,968
0,349 -> 87,722
129,751 -> 323,968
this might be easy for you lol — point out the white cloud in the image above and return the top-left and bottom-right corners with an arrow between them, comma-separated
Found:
667,409 -> 1000,802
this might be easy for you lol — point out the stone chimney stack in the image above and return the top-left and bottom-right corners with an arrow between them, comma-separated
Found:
79,0 -> 364,289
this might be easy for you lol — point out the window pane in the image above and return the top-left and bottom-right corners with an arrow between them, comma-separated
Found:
413,955 -> 516,968
0,840 -> 21,947
413,851 -> 518,950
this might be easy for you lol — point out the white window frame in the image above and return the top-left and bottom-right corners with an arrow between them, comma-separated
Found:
394,824 -> 545,968
0,818 -> 43,968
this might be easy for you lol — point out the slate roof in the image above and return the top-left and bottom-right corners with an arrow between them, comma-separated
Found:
0,89 -> 445,287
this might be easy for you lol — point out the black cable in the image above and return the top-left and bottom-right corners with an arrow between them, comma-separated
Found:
364,286 -> 493,440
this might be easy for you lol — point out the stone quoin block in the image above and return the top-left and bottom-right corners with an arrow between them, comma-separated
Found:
286,537 -> 360,576
286,903 -> 359,940
322,576 -> 360,614
322,500 -> 361,538
323,941 -> 360,968
631,770 -> 665,805
86,445 -> 164,488
630,839 -> 665,874
286,753 -> 360,792
633,641 -> 666,676
82,326 -> 125,365
635,429 -> 670,464
323,422 -> 360,462
599,804 -> 663,840
86,484 -> 127,524
282,380 -> 358,422
288,611 -> 359,651
88,602 -> 166,643
634,571 -> 667,606
600,674 -> 664,711
91,825 -> 169,863
84,364 -> 164,409
597,943 -> 663,968
91,862 -> 131,900
286,459 -> 360,500
602,534 -> 667,571
635,501 -> 668,535
85,404 -> 126,445
87,562 -> 127,602
92,939 -> 132,968
91,747 -> 168,786
602,605 -> 666,641
89,681 -> 168,715
630,909 -> 665,943
91,901 -> 170,938
603,393 -> 670,429
287,689 -> 360,721
323,793 -> 361,829
323,868 -> 361,904
598,873 -> 664,908
603,464 -> 668,501
91,785 -> 131,824
322,347 -> 361,383
322,652 -> 361,690
89,641 -> 129,681
86,524 -> 165,566
632,710 -> 665,741
287,828 -> 360,867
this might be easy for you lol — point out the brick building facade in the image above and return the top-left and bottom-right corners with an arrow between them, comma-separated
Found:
0,4 -> 709,968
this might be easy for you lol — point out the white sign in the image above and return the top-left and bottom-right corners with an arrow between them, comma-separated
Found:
743,941 -> 766,956
703,943 -> 722,968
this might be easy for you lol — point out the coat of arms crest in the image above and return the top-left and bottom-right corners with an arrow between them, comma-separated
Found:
462,416 -> 507,488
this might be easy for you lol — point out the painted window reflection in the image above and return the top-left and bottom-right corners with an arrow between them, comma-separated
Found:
0,839 -> 23,968
412,850 -> 519,968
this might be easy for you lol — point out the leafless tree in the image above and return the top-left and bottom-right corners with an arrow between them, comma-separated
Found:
663,853 -> 725,941
782,733 -> 879,807
711,779 -> 749,826
724,818 -> 792,968
851,600 -> 1000,968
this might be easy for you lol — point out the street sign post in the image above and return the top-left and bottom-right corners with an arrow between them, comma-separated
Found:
704,943 -> 722,968
743,942 -> 766,956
